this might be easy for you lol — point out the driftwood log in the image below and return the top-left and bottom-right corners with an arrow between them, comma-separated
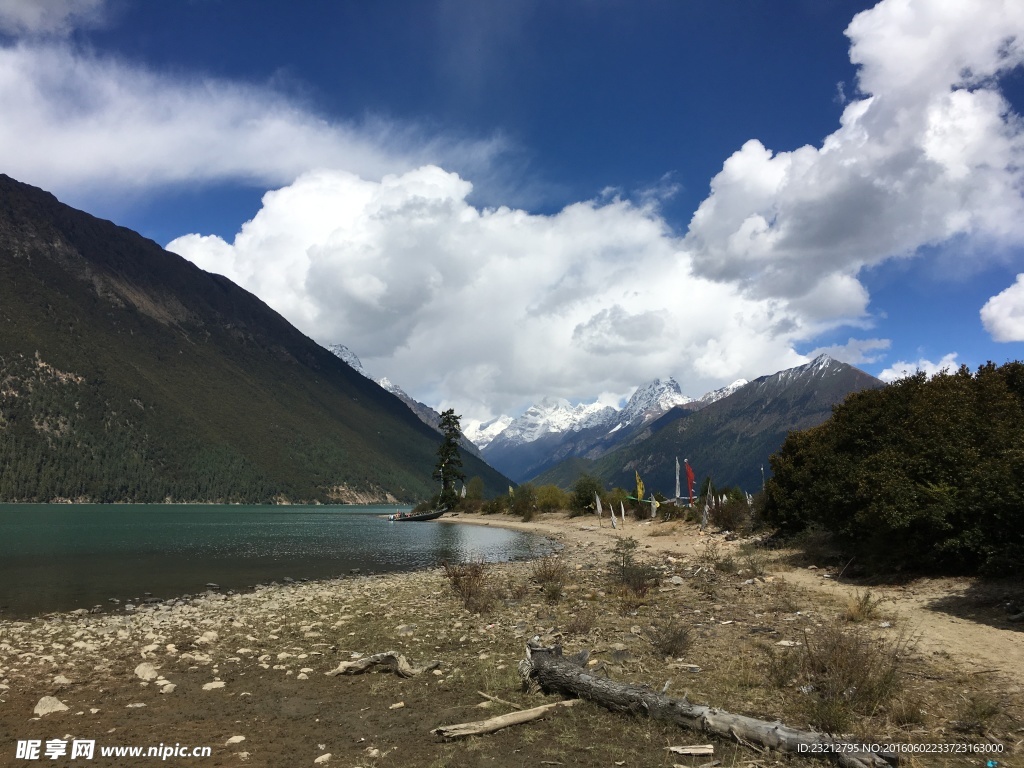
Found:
325,651 -> 439,678
518,640 -> 898,768
432,700 -> 580,739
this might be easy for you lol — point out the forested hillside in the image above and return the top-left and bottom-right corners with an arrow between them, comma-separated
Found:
0,174 -> 509,503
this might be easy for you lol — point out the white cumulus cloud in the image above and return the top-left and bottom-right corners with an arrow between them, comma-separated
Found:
878,353 -> 960,383
981,274 -> 1024,342
0,43 -> 504,198
684,0 -> 1024,321
0,0 -> 106,36
807,337 -> 891,365
168,167 -> 813,419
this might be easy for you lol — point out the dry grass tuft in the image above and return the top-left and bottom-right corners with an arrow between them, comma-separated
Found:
798,621 -> 911,734
531,556 -> 569,603
647,620 -> 693,659
844,590 -> 884,623
953,693 -> 1002,734
564,607 -> 596,636
442,559 -> 496,614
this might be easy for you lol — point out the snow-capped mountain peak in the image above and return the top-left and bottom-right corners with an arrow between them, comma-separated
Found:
328,344 -> 366,376
496,397 -> 617,445
698,378 -> 749,406
618,378 -> 693,426
463,415 -> 515,450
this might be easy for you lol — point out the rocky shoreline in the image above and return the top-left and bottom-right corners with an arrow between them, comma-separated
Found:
3,512 -> 1022,766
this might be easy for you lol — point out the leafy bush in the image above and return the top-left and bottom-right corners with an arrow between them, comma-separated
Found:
709,498 -> 751,532
765,362 -> 1024,576
510,482 -> 537,520
465,476 -> 485,500
481,496 -> 508,515
535,484 -> 569,513
570,473 -> 604,516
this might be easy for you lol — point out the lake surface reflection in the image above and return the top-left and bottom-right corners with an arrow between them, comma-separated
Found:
0,504 -> 552,618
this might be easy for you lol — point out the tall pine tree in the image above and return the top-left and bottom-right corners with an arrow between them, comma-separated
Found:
433,409 -> 465,511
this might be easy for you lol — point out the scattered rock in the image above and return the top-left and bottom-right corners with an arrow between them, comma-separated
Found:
202,681 -> 226,690
225,736 -> 246,746
126,703 -> 147,708
34,696 -> 69,716
53,674 -> 73,685
134,662 -> 159,681
314,754 -> 331,764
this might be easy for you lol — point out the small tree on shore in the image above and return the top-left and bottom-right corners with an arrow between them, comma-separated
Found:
433,409 -> 466,511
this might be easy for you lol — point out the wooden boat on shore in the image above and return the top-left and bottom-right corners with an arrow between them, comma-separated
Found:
388,509 -> 444,522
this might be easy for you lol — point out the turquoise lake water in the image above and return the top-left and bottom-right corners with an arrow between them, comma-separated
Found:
0,504 -> 552,618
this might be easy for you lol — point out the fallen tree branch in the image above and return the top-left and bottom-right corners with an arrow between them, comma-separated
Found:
432,699 -> 580,739
518,639 -> 898,768
477,690 -> 523,710
325,651 -> 439,678
667,744 -> 714,756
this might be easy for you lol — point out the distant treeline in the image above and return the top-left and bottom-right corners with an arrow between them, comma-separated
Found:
765,361 -> 1024,576
0,353 -> 415,503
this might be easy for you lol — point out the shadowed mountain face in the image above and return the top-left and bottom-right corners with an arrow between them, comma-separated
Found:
531,355 -> 884,494
0,174 -> 509,503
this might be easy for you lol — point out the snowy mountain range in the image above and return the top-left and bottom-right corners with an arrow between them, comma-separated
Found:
478,377 -> 752,482
327,340 -> 872,489
328,340 -> 759,481
477,376 -> 748,453
531,354 -> 884,493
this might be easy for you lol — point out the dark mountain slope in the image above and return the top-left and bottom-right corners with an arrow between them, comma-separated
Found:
0,174 -> 508,502
531,355 -> 884,494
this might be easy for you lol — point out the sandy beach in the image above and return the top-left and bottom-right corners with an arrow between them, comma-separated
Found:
2,511 -> 1022,767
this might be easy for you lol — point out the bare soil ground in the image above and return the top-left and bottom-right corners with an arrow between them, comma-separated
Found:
2,511 -> 1021,768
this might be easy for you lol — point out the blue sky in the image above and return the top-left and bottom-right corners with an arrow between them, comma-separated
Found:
2,0 -> 1024,426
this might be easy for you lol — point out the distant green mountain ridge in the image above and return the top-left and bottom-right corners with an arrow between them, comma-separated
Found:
0,173 -> 510,503
530,355 -> 884,494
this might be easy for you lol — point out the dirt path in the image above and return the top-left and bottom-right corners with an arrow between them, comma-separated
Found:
448,512 -> 1024,694
779,569 -> 1024,693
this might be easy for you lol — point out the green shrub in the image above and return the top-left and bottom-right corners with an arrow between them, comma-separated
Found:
510,482 -> 537,520
570,474 -> 604,516
765,362 -> 1024,576
536,484 -> 569,513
